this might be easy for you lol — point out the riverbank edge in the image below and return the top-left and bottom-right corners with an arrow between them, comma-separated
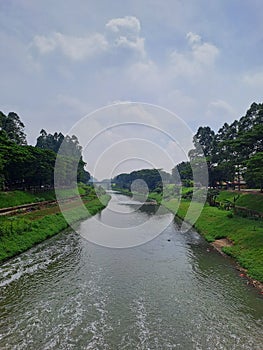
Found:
112,187 -> 263,293
163,199 -> 263,294
0,194 -> 111,263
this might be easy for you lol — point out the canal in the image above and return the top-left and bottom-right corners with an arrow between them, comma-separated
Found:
0,192 -> 262,349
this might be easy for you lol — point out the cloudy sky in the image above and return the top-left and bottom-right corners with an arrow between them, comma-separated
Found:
1,0 -> 263,178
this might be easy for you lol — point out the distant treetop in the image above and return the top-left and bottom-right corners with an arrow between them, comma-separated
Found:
0,111 -> 27,145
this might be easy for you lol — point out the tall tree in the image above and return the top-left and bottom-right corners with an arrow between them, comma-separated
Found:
193,126 -> 216,158
172,161 -> 193,186
36,130 -> 90,184
244,152 -> 263,192
189,126 -> 216,187
0,111 -> 27,145
36,130 -> 64,153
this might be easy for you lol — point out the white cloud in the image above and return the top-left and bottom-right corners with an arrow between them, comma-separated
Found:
32,16 -> 146,61
126,60 -> 159,88
186,32 -> 201,45
106,16 -> 141,35
115,35 -> 145,57
169,32 -> 219,77
33,32 -> 108,60
192,42 -> 219,65
106,16 -> 146,58
169,50 -> 200,77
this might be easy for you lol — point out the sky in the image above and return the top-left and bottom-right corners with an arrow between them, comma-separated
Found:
1,0 -> 263,179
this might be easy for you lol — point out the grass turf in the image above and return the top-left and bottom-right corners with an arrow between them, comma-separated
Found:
163,198 -> 263,282
0,193 -> 111,262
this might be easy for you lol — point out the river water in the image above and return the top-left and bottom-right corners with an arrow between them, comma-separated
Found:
0,192 -> 262,349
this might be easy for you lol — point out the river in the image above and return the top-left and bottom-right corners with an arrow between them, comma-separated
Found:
0,192 -> 262,349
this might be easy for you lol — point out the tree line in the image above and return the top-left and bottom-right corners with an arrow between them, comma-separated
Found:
0,111 -> 90,191
173,102 -> 263,191
1,101 -> 262,193
113,169 -> 171,193
113,102 -> 263,193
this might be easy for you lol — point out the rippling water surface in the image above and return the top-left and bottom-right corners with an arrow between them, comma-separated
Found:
0,193 -> 262,349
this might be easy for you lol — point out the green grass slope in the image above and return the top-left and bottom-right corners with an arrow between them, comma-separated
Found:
164,197 -> 263,282
217,191 -> 263,213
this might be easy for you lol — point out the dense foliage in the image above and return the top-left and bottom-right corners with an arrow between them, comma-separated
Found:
172,161 -> 193,187
173,102 -> 263,190
0,111 -> 27,145
113,169 -> 171,193
0,111 -> 90,190
36,129 -> 82,157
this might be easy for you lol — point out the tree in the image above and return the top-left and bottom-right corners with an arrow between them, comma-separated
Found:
36,131 -> 82,158
0,111 -> 27,145
214,103 -> 263,189
1,139 -> 56,190
113,168 -> 167,192
169,102 -> 263,190
193,126 -> 216,158
36,130 -> 64,153
172,161 -> 193,186
244,152 -> 263,192
188,126 -> 216,187
77,158 -> 90,184
36,130 -> 89,185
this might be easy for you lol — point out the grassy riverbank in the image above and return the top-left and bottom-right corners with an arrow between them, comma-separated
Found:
216,190 -> 263,212
164,196 -> 263,283
0,185 -> 90,209
0,186 -> 111,262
